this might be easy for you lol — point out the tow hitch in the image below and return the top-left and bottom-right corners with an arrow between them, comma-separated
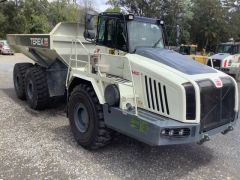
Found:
198,134 -> 210,145
221,126 -> 234,135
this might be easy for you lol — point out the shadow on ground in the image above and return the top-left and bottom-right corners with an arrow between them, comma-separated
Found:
52,124 -> 214,179
1,88 -> 66,114
1,87 -> 215,179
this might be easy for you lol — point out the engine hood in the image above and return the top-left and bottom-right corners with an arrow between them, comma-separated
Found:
209,53 -> 231,60
135,48 -> 216,75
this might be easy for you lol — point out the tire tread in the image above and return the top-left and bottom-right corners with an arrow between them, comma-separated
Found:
13,63 -> 33,100
25,66 -> 49,110
69,84 -> 112,149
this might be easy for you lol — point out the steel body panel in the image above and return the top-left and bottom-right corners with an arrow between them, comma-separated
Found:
103,105 -> 239,146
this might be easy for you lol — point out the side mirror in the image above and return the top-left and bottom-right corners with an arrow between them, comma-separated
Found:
84,11 -> 97,41
84,30 -> 95,40
85,13 -> 95,30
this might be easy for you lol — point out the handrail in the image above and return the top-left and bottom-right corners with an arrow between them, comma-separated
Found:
75,39 -> 90,54
67,39 -> 91,86
69,39 -> 91,73
127,59 -> 138,116
66,40 -> 74,87
68,38 -> 138,115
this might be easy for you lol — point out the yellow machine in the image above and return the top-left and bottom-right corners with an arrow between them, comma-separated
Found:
179,44 -> 208,64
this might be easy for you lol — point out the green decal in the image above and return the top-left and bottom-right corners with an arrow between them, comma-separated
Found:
130,119 -> 149,133
130,119 -> 139,129
139,121 -> 149,133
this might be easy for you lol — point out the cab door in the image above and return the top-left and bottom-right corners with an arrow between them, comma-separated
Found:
96,15 -> 128,54
96,16 -> 116,53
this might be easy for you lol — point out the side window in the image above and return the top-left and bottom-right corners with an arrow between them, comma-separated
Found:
97,17 -> 115,48
233,45 -> 237,54
106,19 -> 114,46
116,20 -> 127,51
97,17 -> 106,44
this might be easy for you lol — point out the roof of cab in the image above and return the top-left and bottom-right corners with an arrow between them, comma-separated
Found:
99,12 -> 160,23
220,42 -> 240,45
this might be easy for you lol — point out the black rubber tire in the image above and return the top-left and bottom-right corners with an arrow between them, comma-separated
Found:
25,66 -> 50,110
13,63 -> 33,100
68,84 -> 112,149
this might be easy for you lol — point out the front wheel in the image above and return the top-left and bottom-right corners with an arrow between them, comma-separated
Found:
68,84 -> 112,149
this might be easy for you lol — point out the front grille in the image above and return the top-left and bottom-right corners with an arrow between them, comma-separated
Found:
144,75 -> 169,115
197,78 -> 235,132
207,59 -> 221,68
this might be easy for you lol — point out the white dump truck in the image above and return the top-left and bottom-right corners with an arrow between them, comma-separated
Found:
207,42 -> 240,77
8,12 -> 239,149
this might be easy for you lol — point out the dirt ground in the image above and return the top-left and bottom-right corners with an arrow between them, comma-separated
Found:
0,53 -> 240,180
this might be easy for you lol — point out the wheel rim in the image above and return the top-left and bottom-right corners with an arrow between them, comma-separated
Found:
14,75 -> 20,91
74,103 -> 89,133
27,80 -> 34,100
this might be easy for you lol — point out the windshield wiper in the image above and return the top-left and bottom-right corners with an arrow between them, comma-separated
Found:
152,38 -> 162,48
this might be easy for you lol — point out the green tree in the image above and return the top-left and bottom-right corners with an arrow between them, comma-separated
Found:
30,14 -> 50,33
190,0 -> 229,49
22,0 -> 50,33
48,1 -> 80,27
105,6 -> 121,12
0,12 -> 6,37
0,0 -> 85,38
223,0 -> 240,40
107,0 -> 193,45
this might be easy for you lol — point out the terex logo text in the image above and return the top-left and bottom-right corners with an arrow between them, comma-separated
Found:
30,38 -> 49,47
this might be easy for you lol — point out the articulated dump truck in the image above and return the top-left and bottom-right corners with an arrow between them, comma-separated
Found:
8,12 -> 239,149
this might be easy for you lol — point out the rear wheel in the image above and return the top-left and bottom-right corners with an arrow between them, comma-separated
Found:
68,84 -> 112,149
13,63 -> 33,100
25,66 -> 49,110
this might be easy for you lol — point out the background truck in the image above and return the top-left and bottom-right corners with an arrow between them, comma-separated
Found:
179,44 -> 208,65
207,42 -> 240,76
228,57 -> 240,81
7,12 -> 239,149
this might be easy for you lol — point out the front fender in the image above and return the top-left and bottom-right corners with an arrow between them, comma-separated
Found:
68,74 -> 105,104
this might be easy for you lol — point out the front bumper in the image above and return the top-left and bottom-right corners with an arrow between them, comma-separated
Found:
103,105 -> 238,146
220,67 -> 230,73
219,67 -> 238,76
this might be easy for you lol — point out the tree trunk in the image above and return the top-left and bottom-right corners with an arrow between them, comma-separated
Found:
205,37 -> 209,49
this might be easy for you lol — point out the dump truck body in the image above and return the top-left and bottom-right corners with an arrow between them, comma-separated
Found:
8,13 -> 239,149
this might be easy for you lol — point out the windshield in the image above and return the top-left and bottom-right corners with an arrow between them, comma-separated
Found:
127,21 -> 164,52
0,40 -> 8,45
0,40 -> 8,46
179,46 -> 197,55
217,44 -> 233,54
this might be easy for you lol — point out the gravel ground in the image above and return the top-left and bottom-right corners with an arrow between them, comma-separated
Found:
0,53 -> 240,180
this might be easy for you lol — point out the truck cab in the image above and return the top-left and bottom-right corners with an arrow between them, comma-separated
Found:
179,44 -> 208,64
84,13 -> 165,54
207,42 -> 240,73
